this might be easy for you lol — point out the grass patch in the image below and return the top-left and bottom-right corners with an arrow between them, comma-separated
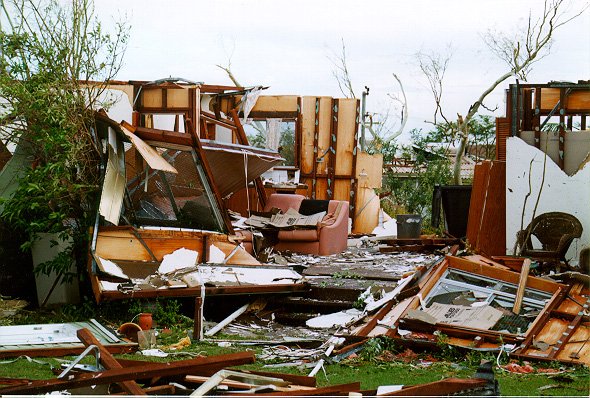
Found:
0,343 -> 588,396
0,313 -> 588,396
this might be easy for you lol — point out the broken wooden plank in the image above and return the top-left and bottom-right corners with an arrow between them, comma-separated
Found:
548,295 -> 590,360
374,378 -> 487,396
190,369 -> 289,396
235,370 -> 316,388
222,382 -> 361,396
513,258 -> 531,314
111,384 -> 176,395
0,377 -> 31,386
0,351 -> 255,395
0,344 -> 136,360
76,328 -> 145,396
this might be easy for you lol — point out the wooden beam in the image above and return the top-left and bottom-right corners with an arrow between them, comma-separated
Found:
0,352 -> 256,395
311,98 -> 320,199
513,287 -> 570,356
225,382 -> 361,396
76,328 -> 146,396
512,258 -> 531,314
558,88 -> 566,170
327,98 -> 338,199
230,109 -> 267,209
122,121 -> 193,147
533,87 -> 541,148
200,111 -> 238,131
355,300 -> 394,337
376,378 -> 487,396
0,343 -> 136,359
349,100 -> 360,219
295,96 -> 302,170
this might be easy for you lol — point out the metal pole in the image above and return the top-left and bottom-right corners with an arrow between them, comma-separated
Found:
360,87 -> 369,151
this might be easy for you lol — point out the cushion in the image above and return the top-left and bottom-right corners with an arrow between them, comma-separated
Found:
299,199 -> 330,216
278,229 -> 319,242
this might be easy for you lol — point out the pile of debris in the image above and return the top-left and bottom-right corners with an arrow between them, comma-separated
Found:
0,326 -> 499,396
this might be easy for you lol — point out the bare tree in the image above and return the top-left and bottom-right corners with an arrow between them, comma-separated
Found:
329,38 -> 356,99
385,73 -> 409,141
420,0 -> 588,184
417,48 -> 453,127
216,59 -> 269,138
216,62 -> 241,88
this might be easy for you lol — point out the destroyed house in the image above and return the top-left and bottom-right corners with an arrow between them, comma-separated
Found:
83,79 -> 384,339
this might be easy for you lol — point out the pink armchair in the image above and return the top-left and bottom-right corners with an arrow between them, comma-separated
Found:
236,194 -> 349,256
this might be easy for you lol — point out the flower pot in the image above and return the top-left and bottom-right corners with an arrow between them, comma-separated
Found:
138,312 -> 153,330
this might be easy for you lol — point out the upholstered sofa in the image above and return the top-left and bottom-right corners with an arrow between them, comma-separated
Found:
236,194 -> 349,256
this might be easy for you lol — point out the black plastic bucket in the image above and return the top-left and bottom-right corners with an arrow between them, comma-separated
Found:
396,214 -> 423,239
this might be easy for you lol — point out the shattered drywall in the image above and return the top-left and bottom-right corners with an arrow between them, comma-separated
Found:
506,137 -> 590,263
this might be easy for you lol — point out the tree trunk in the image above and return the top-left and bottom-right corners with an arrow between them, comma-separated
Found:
453,130 -> 468,185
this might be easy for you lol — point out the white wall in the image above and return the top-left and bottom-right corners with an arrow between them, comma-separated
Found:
506,137 -> 589,265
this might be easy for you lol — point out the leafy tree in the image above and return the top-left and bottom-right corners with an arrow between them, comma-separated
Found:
278,124 -> 295,166
247,122 -> 295,166
423,115 -> 496,161
0,0 -> 128,283
381,129 -> 452,227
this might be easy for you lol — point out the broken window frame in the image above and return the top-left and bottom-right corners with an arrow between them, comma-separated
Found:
122,140 -> 227,233
425,268 -> 552,310
394,256 -> 567,342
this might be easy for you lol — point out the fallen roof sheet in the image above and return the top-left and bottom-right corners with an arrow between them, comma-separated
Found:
201,139 -> 283,197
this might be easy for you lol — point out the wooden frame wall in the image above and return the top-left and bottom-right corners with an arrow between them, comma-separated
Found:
501,81 -> 590,170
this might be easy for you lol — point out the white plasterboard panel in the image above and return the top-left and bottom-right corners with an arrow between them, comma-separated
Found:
185,266 -> 301,286
99,127 -> 126,225
506,137 -> 590,263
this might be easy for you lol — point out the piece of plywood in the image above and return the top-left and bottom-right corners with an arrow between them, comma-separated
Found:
249,95 -> 298,113
352,187 -> 380,234
141,88 -> 163,108
95,227 -> 225,262
218,95 -> 298,115
166,88 -> 190,108
334,179 -> 351,202
317,97 -> 333,176
355,152 -> 383,189
334,99 -> 357,176
300,97 -> 317,175
466,161 -> 506,257
540,88 -> 590,111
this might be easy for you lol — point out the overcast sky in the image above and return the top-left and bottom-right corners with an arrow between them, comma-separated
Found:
95,0 -> 590,141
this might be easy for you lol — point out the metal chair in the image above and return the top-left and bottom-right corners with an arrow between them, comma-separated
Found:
516,212 -> 583,266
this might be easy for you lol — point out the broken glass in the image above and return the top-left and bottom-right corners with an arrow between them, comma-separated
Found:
124,146 -> 225,232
